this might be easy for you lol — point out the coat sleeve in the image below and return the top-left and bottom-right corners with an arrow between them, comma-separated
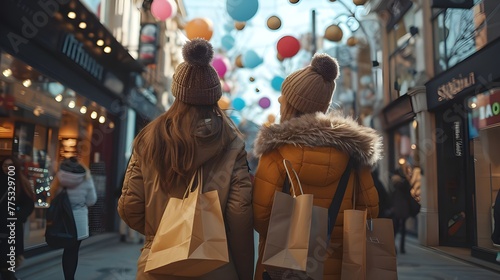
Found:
355,166 -> 379,219
117,153 -> 146,234
225,146 -> 255,280
252,151 -> 286,238
85,177 -> 97,207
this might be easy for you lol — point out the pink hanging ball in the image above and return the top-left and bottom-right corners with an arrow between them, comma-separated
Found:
151,0 -> 177,21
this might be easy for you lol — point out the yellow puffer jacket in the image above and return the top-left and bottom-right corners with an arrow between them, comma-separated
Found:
252,111 -> 382,280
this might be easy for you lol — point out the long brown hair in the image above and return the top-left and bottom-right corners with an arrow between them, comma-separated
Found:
132,100 -> 237,192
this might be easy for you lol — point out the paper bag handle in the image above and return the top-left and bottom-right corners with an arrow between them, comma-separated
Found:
182,167 -> 204,199
283,159 -> 304,197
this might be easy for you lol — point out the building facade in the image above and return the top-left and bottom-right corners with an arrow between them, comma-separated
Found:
373,0 -> 500,264
0,0 -> 144,250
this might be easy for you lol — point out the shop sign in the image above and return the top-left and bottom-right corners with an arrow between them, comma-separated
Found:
61,34 -> 104,81
437,72 -> 475,102
453,120 -> 463,157
474,88 -> 500,129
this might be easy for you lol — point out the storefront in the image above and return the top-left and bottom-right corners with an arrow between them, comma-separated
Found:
381,93 -> 420,235
0,0 -> 143,250
426,36 -> 500,264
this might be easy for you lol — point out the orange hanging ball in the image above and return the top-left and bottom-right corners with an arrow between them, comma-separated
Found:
185,18 -> 213,41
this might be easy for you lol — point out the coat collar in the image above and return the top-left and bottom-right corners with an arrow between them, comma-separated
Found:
253,111 -> 383,166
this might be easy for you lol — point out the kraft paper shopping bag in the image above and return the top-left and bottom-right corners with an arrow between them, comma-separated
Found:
144,169 -> 229,276
341,209 -> 367,280
366,218 -> 398,280
262,160 -> 328,280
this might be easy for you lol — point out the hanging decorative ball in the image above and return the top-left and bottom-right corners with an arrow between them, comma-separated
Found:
221,34 -> 235,50
267,113 -> 276,123
353,0 -> 368,5
249,77 -> 255,82
150,0 -> 177,21
329,0 -> 336,2
267,16 -> 281,30
271,76 -> 285,91
212,54 -> 231,78
255,88 -> 260,93
235,54 -> 244,68
258,97 -> 271,109
218,96 -> 231,109
242,50 -> 263,69
232,97 -> 246,111
226,0 -> 259,22
277,53 -> 284,62
347,36 -> 358,46
185,18 -> 213,40
234,21 -> 246,30
289,0 -> 300,4
277,36 -> 301,58
324,24 -> 343,42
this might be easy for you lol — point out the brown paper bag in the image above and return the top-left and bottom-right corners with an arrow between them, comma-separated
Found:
262,160 -> 329,280
144,169 -> 229,276
263,192 -> 329,280
341,209 -> 367,280
366,218 -> 398,280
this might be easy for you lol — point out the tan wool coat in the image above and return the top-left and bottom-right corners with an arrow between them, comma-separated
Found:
118,129 -> 254,280
252,111 -> 382,280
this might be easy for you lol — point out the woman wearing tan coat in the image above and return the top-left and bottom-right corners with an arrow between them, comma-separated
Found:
253,54 -> 382,280
118,39 -> 254,280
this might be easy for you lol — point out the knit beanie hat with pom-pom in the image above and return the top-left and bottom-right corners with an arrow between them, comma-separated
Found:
172,38 -> 222,105
281,53 -> 340,114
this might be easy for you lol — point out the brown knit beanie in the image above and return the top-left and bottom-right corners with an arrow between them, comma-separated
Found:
281,53 -> 340,114
172,39 -> 222,105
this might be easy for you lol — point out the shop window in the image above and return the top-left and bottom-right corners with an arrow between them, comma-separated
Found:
1,50 -> 117,247
469,89 -> 500,250
432,1 -> 500,75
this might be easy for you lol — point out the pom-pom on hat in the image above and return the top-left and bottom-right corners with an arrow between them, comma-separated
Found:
281,53 -> 340,114
172,38 -> 222,105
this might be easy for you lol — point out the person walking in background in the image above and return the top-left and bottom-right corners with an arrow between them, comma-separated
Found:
0,156 -> 35,280
50,157 -> 97,280
252,53 -> 382,280
372,167 -> 393,218
118,38 -> 254,280
391,167 -> 413,254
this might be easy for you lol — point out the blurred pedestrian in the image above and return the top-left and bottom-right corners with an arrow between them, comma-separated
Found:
51,157 -> 97,280
118,38 -> 254,280
372,167 -> 393,218
252,53 -> 382,280
391,167 -> 413,254
0,156 -> 35,280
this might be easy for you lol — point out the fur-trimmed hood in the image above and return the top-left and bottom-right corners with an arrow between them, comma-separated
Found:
253,111 -> 383,166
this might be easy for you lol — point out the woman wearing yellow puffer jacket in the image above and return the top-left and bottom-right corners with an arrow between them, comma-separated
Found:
252,53 -> 382,280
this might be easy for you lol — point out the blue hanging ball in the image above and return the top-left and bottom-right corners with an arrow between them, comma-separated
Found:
242,50 -> 263,69
232,97 -> 246,111
221,35 -> 235,51
226,0 -> 259,22
230,114 -> 241,126
271,76 -> 285,91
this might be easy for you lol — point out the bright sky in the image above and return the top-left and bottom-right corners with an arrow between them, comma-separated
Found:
183,0 -> 362,125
